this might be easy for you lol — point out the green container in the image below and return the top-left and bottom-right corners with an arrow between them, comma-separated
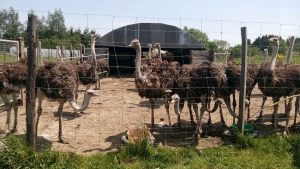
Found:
231,123 -> 254,134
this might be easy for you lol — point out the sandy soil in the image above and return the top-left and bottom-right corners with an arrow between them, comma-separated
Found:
0,77 -> 299,155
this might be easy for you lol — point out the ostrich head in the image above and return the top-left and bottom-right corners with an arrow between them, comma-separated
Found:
128,39 -> 140,48
148,44 -> 152,48
170,94 -> 182,115
264,48 -> 268,53
153,43 -> 160,49
170,94 -> 180,103
86,89 -> 99,97
90,34 -> 97,39
288,36 -> 295,41
268,37 -> 279,46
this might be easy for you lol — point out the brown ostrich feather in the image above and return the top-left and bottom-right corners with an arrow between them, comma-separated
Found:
257,61 -> 300,97
76,61 -> 99,86
36,61 -> 77,101
135,58 -> 180,99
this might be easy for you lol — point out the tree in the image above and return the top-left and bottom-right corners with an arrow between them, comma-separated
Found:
248,46 -> 261,57
207,41 -> 218,50
212,39 -> 230,52
184,26 -> 209,49
45,8 -> 67,39
252,34 -> 288,55
0,7 -> 24,39
228,45 -> 242,58
81,27 -> 100,47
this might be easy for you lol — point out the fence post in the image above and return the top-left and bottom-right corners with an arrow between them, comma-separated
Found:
209,50 -> 215,62
238,27 -> 248,134
26,14 -> 37,150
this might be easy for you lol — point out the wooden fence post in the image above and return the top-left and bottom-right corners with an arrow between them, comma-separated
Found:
26,14 -> 37,150
238,27 -> 248,134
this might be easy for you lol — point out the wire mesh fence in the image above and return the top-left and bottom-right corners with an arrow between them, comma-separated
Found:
0,11 -> 300,155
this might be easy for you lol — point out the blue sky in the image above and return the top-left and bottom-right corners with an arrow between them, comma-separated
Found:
2,0 -> 300,46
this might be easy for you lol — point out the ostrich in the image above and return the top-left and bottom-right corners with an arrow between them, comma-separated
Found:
256,37 -> 300,134
263,49 -> 268,63
223,61 -> 259,124
35,61 -> 98,143
256,36 -> 296,124
148,44 -> 153,59
152,43 -> 174,62
0,37 -> 27,135
171,63 -> 225,128
170,61 -> 236,138
129,39 -> 179,133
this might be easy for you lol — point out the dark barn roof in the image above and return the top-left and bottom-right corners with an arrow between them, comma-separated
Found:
96,23 -> 206,50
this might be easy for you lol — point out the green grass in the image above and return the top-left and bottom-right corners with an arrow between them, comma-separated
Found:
1,134 -> 300,168
216,53 -> 300,65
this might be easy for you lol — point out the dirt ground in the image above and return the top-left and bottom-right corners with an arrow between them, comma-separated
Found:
0,76 -> 299,155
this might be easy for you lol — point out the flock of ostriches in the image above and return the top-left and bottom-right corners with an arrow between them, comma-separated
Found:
0,35 -> 297,144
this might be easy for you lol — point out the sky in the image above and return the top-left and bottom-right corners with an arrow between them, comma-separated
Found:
2,0 -> 300,46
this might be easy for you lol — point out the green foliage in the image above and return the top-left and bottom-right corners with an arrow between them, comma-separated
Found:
184,26 -> 209,49
1,134 -> 300,168
252,34 -> 288,55
0,7 -> 24,39
0,7 -> 100,49
228,44 -> 242,57
212,39 -> 230,52
207,41 -> 218,50
248,45 -> 261,57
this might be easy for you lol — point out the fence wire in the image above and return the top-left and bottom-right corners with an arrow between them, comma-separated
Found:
0,13 -> 300,155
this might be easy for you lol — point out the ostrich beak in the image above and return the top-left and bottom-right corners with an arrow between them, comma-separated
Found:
86,89 -> 99,96
128,44 -> 133,47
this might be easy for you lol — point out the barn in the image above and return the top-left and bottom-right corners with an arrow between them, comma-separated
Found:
95,23 -> 207,74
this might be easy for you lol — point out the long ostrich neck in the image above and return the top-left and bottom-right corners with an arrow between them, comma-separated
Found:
56,47 -> 63,62
285,39 -> 295,63
79,45 -> 84,63
174,100 -> 182,115
91,38 -> 97,70
68,94 -> 92,112
264,51 -> 268,63
270,44 -> 279,72
135,44 -> 146,81
157,45 -> 162,59
148,46 -> 152,59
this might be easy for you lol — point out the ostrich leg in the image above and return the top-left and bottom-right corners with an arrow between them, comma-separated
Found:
271,97 -> 280,130
219,101 -> 226,126
193,95 -> 207,139
57,102 -> 68,144
283,97 -> 293,136
1,92 -> 12,135
176,98 -> 185,127
232,90 -> 237,124
246,90 -> 252,122
11,92 -> 19,133
193,97 -> 202,139
206,97 -> 212,125
255,95 -> 267,124
293,97 -> 300,127
187,99 -> 196,126
36,96 -> 43,137
164,98 -> 175,137
73,83 -> 80,117
149,98 -> 155,132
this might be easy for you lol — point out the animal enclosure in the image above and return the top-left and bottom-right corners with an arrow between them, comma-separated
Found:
0,12 -> 300,155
